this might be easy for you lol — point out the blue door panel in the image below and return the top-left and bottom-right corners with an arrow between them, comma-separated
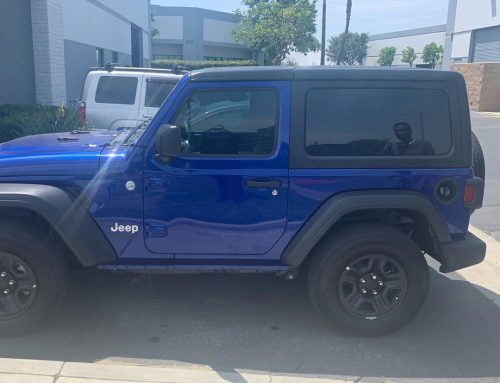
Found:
143,81 -> 291,256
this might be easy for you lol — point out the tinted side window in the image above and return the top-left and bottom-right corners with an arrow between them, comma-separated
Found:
95,76 -> 138,105
145,80 -> 177,108
173,89 -> 278,156
305,89 -> 452,157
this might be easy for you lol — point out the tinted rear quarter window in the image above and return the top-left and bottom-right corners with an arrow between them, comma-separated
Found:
305,88 -> 452,157
95,76 -> 138,105
145,80 -> 177,108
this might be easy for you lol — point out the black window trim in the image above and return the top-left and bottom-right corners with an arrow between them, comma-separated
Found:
169,87 -> 281,159
290,79 -> 467,169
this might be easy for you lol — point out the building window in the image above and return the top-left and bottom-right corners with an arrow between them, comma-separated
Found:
96,48 -> 104,67
203,56 -> 247,62
111,51 -> 118,64
153,54 -> 183,60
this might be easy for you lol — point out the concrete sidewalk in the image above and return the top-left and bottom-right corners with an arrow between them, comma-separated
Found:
0,227 -> 498,383
0,357 -> 498,383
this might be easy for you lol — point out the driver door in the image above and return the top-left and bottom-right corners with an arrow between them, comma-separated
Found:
143,82 -> 290,258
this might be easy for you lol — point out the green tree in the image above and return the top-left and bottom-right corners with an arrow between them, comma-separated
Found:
337,0 -> 353,65
233,0 -> 320,66
326,32 -> 368,65
377,47 -> 396,66
401,46 -> 417,67
151,13 -> 159,38
422,42 -> 444,69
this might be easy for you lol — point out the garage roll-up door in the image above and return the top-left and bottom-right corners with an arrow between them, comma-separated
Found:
473,26 -> 500,62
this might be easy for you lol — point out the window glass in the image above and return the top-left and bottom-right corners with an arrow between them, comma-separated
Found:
145,80 -> 177,108
173,89 -> 278,155
95,76 -> 138,105
305,88 -> 452,157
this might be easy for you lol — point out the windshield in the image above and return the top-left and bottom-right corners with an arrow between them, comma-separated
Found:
108,119 -> 151,146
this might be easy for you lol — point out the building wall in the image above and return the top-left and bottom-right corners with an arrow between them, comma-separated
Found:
366,26 -> 446,66
454,0 -> 499,32
151,6 -> 253,61
446,0 -> 500,65
62,0 -> 151,102
31,0 -> 67,105
452,63 -> 500,111
0,0 -> 36,104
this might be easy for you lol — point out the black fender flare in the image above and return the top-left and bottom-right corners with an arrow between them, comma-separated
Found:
0,184 -> 116,267
282,190 -> 451,267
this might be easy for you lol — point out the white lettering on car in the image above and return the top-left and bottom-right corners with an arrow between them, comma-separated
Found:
110,223 -> 139,234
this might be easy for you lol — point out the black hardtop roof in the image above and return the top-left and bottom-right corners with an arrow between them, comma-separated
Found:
189,66 -> 462,82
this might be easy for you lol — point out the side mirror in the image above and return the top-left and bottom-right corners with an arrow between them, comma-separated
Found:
155,124 -> 182,162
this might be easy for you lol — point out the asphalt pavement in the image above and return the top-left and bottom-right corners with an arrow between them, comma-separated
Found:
471,112 -> 500,240
0,249 -> 499,381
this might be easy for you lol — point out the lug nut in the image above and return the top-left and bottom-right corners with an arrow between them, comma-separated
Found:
372,290 -> 378,295
372,275 -> 377,280
361,289 -> 367,294
0,272 -> 6,278
3,289 -> 9,295
360,278 -> 366,284
8,280 -> 15,286
378,281 -> 384,286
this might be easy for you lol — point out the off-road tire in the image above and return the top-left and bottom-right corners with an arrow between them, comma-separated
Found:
0,221 -> 68,336
308,224 -> 429,336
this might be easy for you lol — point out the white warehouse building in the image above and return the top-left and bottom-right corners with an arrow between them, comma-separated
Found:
444,0 -> 500,66
366,0 -> 500,68
366,25 -> 446,67
0,0 -> 151,106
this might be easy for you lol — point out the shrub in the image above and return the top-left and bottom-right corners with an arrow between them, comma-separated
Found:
0,104 -> 80,144
151,59 -> 257,71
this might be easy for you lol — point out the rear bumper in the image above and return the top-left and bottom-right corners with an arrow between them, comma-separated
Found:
439,232 -> 486,273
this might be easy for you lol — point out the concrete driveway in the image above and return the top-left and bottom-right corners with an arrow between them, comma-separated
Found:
471,112 -> 500,240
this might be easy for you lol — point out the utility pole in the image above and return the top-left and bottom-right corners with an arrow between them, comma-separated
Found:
320,0 -> 326,65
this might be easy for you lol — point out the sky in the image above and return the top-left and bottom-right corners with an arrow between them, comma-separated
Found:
152,0 -> 450,64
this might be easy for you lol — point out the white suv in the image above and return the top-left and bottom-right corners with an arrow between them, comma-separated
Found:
79,66 -> 182,131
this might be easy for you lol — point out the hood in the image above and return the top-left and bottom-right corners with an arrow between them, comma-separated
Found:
0,130 -> 116,153
0,130 -> 118,177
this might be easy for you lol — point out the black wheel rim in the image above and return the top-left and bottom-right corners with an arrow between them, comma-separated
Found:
0,252 -> 38,319
338,254 -> 407,320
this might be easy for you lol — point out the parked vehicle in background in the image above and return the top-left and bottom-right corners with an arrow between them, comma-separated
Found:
79,66 -> 182,131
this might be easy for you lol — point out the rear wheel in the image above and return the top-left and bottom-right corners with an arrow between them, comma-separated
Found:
308,224 -> 429,336
0,222 -> 68,336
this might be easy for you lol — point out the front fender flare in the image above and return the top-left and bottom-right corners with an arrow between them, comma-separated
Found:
0,184 -> 116,267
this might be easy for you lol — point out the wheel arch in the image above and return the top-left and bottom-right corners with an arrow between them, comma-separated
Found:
282,190 -> 451,268
0,184 -> 115,267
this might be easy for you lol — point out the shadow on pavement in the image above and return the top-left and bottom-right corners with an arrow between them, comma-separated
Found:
0,268 -> 499,380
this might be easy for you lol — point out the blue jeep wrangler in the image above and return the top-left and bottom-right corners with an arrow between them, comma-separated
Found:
0,67 -> 486,335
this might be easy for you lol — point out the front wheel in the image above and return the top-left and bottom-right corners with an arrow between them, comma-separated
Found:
308,224 -> 429,336
0,222 -> 68,336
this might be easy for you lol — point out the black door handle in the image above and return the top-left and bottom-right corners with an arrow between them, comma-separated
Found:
245,179 -> 281,189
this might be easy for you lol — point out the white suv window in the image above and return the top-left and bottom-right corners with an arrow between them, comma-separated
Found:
145,79 -> 177,108
95,76 -> 138,105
